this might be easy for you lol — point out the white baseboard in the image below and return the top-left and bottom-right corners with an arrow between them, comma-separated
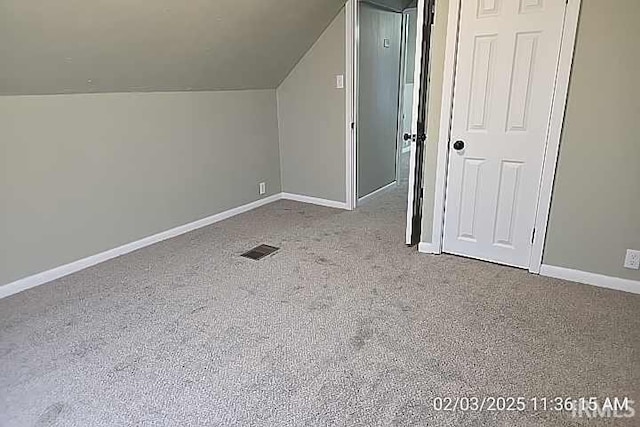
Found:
281,192 -> 348,210
418,242 -> 440,254
0,194 -> 282,299
540,264 -> 640,295
358,181 -> 397,203
0,191 -> 351,299
0,191 -> 354,299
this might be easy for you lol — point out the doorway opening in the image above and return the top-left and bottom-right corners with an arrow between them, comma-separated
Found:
346,0 -> 436,246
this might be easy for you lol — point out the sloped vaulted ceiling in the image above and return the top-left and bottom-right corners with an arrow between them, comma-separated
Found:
0,0 -> 346,95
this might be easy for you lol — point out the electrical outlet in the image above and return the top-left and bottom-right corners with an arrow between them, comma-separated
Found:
336,74 -> 344,89
259,182 -> 266,195
624,249 -> 640,270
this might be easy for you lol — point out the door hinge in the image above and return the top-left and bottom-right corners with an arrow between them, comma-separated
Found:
351,122 -> 355,130
531,228 -> 536,244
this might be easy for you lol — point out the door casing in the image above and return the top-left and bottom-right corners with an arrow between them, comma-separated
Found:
424,0 -> 582,273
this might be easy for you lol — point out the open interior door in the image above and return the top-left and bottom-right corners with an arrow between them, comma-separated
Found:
405,0 -> 436,245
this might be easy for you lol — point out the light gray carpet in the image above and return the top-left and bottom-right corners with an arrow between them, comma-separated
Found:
1,181 -> 639,426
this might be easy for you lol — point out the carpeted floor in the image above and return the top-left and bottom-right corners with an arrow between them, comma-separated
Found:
1,172 -> 639,426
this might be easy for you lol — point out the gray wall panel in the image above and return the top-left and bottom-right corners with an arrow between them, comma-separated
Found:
277,10 -> 347,203
357,3 -> 402,198
0,90 -> 281,285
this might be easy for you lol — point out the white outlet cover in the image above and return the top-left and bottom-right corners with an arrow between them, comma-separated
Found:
336,74 -> 344,89
624,249 -> 640,270
383,38 -> 390,48
259,182 -> 266,195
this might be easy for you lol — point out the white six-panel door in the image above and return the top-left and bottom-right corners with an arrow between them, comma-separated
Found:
442,0 -> 566,268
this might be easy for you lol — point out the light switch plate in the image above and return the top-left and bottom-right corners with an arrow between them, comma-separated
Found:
336,74 -> 344,89
383,38 -> 390,48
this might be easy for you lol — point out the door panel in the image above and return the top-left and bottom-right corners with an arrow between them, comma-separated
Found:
405,0 -> 435,245
457,158 -> 485,242
467,35 -> 497,131
442,0 -> 565,268
493,160 -> 523,247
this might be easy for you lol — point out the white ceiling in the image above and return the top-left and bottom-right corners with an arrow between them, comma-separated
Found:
364,0 -> 416,12
0,0 -> 346,95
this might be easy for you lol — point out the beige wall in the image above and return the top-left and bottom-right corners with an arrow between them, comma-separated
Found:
277,9 -> 347,203
420,0 -> 639,281
0,90 -> 281,286
543,0 -> 640,280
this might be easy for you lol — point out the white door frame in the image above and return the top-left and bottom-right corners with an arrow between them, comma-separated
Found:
428,0 -> 582,273
345,0 -> 358,211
